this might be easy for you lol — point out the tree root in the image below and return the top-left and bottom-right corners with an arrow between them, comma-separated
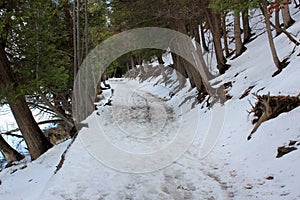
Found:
247,92 -> 300,140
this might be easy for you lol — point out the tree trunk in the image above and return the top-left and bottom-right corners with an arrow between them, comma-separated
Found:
84,0 -> 88,57
171,53 -> 188,79
172,19 -> 204,91
76,0 -> 81,68
281,0 -> 295,29
0,134 -> 24,163
192,21 -> 215,80
157,56 -> 168,83
204,8 -> 229,74
242,10 -> 252,43
234,10 -> 246,57
261,0 -> 283,72
274,5 -> 282,36
221,14 -> 230,57
73,0 -> 77,79
126,61 -> 130,72
10,97 -> 53,160
199,23 -> 209,52
0,46 -> 53,161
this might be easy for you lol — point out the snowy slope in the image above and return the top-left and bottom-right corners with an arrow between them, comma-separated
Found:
1,7 -> 300,200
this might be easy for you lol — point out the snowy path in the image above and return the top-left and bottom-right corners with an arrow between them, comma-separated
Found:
37,79 -> 231,200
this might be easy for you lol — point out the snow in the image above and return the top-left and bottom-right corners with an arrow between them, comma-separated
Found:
0,104 -> 57,164
1,6 -> 300,200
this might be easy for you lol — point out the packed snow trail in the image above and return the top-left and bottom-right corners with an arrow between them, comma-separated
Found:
35,79 -> 231,200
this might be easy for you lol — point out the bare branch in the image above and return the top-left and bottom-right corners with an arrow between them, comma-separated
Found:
1,119 -> 64,138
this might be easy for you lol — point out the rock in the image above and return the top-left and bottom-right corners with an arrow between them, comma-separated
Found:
244,184 -> 253,189
265,176 -> 274,180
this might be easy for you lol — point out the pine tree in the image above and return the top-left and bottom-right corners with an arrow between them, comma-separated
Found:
0,0 -> 77,160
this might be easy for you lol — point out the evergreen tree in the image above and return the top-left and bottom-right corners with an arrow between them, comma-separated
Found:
0,0 -> 76,160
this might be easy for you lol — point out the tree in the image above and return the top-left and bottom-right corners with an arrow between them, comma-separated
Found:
210,0 -> 257,58
261,0 -> 285,75
274,2 -> 282,36
110,0 -> 213,90
242,9 -> 252,43
199,23 -> 209,52
0,45 -> 53,160
281,0 -> 295,28
233,8 -> 247,57
204,7 -> 229,74
221,13 -> 231,58
0,0 -> 79,160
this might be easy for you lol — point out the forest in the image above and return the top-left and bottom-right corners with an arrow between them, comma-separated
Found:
0,0 -> 300,199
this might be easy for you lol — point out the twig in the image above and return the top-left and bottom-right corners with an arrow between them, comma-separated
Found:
1,119 -> 64,138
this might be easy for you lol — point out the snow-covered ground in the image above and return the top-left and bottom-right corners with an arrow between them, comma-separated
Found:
1,7 -> 300,200
0,105 -> 56,167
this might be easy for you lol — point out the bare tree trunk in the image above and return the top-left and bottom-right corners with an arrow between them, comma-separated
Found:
261,0 -> 283,72
62,0 -> 76,88
0,47 -> 53,161
126,61 -> 130,72
84,0 -> 88,57
73,0 -> 77,78
157,56 -> 168,83
234,10 -> 246,57
76,0 -> 81,67
0,134 -> 24,163
192,21 -> 215,80
199,23 -> 209,52
281,0 -> 295,29
204,8 -> 229,74
274,4 -> 282,36
171,53 -> 188,79
242,10 -> 252,43
130,55 -> 136,69
221,14 -> 230,57
172,19 -> 204,91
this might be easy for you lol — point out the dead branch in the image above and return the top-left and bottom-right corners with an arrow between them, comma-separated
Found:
269,21 -> 300,46
40,94 -> 74,127
247,93 -> 300,140
1,119 -> 64,138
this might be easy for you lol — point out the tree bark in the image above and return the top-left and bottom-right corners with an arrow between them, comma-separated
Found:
192,21 -> 215,80
221,14 -> 230,57
171,53 -> 188,79
0,46 -> 53,161
261,0 -> 283,71
281,0 -> 295,29
84,0 -> 89,57
76,0 -> 81,68
234,10 -> 246,57
0,134 -> 24,163
242,10 -> 252,43
73,0 -> 77,79
204,8 -> 229,74
171,19 -> 204,91
274,4 -> 282,36
199,23 -> 209,52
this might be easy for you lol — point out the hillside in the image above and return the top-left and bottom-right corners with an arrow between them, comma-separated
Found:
1,6 -> 300,200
